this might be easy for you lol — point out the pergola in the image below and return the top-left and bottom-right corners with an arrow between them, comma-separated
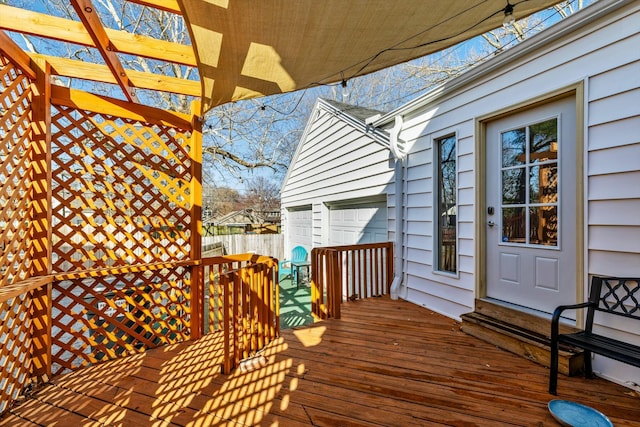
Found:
0,0 -> 561,416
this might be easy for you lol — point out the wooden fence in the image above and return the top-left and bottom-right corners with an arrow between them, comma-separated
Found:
203,234 -> 284,261
311,242 -> 394,320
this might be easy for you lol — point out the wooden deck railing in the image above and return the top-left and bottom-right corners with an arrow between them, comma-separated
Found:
0,255 -> 279,414
217,256 -> 280,373
311,242 -> 394,320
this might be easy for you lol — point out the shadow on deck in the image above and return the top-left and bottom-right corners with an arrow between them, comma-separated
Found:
279,278 -> 313,330
2,297 -> 639,426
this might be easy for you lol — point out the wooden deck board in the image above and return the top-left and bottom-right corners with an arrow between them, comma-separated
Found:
2,297 -> 639,426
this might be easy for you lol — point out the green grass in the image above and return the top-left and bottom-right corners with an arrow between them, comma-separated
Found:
278,277 -> 313,330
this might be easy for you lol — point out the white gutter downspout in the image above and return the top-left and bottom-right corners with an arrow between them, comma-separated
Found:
389,115 -> 405,300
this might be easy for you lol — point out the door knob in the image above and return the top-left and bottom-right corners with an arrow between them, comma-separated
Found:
487,221 -> 496,227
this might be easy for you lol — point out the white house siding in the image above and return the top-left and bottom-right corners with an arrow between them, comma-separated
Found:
379,0 -> 640,388
281,99 -> 394,257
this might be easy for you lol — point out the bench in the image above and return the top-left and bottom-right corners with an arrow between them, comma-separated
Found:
549,276 -> 640,394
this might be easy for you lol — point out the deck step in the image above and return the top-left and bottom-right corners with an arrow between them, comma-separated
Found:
460,301 -> 584,376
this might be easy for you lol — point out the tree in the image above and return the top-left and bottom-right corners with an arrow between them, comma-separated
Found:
202,186 -> 242,219
242,176 -> 281,212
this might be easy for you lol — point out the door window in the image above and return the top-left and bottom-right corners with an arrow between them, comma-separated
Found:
500,118 -> 558,247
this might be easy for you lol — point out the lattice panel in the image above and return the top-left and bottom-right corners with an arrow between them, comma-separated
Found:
0,54 -> 33,287
50,266 -> 191,375
50,105 -> 192,272
0,293 -> 32,414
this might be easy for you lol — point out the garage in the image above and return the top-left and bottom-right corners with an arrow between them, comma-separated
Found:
328,200 -> 388,246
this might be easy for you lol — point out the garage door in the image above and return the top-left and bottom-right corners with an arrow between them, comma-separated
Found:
287,207 -> 312,251
329,202 -> 387,246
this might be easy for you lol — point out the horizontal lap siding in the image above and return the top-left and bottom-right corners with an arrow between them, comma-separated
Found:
399,2 -> 640,321
282,114 -> 392,205
586,54 -> 640,279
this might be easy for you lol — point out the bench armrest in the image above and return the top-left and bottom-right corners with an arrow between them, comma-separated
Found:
550,301 -> 594,340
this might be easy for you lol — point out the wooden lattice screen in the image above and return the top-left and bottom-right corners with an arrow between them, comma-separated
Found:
0,53 -> 35,413
0,54 -> 32,286
47,99 -> 196,374
1,45 -> 279,415
49,105 -> 192,271
51,267 -> 191,374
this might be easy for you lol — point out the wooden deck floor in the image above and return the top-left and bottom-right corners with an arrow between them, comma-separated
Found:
2,297 -> 639,426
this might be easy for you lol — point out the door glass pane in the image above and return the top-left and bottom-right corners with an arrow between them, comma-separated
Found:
529,119 -> 558,163
501,128 -> 526,167
529,206 -> 557,246
502,168 -> 526,204
529,164 -> 557,204
502,207 -> 526,243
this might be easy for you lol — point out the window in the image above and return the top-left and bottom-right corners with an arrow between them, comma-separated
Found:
435,134 -> 457,273
500,118 -> 558,246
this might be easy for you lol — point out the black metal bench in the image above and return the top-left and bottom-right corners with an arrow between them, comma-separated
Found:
549,276 -> 640,395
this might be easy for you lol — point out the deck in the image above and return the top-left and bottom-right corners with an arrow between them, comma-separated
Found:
2,297 -> 639,426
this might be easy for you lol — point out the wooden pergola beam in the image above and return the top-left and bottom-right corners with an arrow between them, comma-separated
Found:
33,54 -> 200,97
0,5 -> 197,67
71,0 -> 139,103
0,30 -> 35,79
51,85 -> 192,129
126,0 -> 182,15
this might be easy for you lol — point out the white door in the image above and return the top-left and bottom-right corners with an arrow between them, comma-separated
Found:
486,96 -> 577,314
329,202 -> 387,246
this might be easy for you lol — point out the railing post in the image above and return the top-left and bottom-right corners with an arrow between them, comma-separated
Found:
232,271 -> 240,370
240,268 -> 249,361
387,242 -> 394,293
221,271 -> 232,374
329,250 -> 341,319
274,261 -> 280,336
29,57 -> 52,383
190,265 -> 202,339
310,249 -> 319,318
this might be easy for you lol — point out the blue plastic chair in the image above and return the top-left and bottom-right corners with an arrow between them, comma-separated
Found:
279,246 -> 308,284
